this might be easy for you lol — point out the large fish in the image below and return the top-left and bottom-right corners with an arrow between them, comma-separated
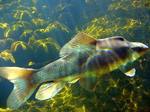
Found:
0,33 -> 149,109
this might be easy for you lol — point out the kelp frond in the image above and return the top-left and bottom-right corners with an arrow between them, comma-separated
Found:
11,41 -> 28,51
33,38 -> 60,52
45,21 -> 69,33
0,49 -> 15,63
0,23 -> 9,29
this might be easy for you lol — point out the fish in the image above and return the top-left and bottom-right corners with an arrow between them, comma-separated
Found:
0,32 -> 149,109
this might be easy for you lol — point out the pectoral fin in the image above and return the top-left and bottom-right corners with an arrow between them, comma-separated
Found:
35,75 -> 81,101
120,67 -> 136,77
122,68 -> 136,77
120,63 -> 136,77
35,81 -> 65,100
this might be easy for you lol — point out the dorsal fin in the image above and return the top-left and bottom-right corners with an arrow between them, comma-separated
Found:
65,32 -> 96,47
60,32 -> 96,57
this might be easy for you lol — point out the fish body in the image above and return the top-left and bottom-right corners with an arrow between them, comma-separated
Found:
0,32 -> 149,109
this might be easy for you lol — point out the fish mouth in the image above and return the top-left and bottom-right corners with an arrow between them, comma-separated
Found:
130,42 -> 149,55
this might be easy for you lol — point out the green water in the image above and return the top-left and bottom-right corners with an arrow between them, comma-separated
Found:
0,0 -> 150,112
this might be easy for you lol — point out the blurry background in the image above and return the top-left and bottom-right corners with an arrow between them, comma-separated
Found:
0,0 -> 150,111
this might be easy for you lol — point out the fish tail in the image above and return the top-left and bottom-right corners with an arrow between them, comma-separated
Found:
0,67 -> 38,109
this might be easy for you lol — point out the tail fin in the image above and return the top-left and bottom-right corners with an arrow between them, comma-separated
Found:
0,67 -> 38,109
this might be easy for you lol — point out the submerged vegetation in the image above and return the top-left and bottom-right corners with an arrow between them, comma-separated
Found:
84,0 -> 150,40
0,0 -> 150,112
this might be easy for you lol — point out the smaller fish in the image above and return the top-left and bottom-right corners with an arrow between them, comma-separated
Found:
0,32 -> 149,109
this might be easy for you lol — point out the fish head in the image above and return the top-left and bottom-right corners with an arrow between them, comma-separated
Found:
96,36 -> 149,61
129,41 -> 149,60
96,36 -> 129,49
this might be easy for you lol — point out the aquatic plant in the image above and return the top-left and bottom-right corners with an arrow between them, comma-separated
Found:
84,16 -> 146,40
10,41 -> 27,51
0,49 -> 15,63
33,38 -> 61,52
32,18 -> 48,26
0,23 -> 9,29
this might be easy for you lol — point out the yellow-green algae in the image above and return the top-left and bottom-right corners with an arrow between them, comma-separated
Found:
0,0 -> 149,112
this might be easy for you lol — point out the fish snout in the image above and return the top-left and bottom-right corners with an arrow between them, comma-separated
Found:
130,42 -> 149,55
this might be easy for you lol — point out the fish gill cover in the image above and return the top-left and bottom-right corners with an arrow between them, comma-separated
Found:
0,0 -> 150,112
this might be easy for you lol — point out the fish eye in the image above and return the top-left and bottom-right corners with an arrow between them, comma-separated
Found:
113,36 -> 126,41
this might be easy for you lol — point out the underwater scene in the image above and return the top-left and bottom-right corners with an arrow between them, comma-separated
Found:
0,0 -> 150,112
